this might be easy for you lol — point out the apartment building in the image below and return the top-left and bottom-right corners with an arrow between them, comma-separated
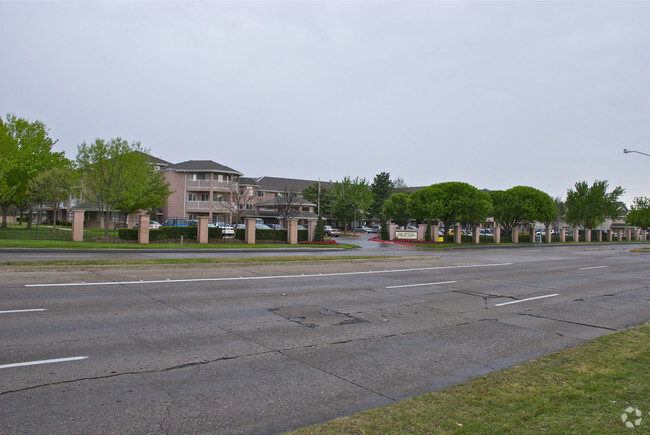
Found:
161,160 -> 243,224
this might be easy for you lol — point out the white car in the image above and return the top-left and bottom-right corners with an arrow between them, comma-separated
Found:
324,226 -> 341,237
149,220 -> 161,229
216,223 -> 235,235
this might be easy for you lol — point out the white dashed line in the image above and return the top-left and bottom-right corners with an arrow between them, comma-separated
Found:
0,309 -> 47,314
495,293 -> 559,307
0,356 -> 88,369
386,281 -> 457,289
579,266 -> 609,270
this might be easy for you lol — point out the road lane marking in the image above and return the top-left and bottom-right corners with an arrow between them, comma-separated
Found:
25,263 -> 513,287
578,266 -> 609,270
0,356 -> 88,369
386,281 -> 457,289
0,309 -> 47,314
20,255 -> 91,258
495,293 -> 559,307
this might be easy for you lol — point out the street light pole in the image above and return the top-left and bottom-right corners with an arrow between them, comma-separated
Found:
623,148 -> 650,157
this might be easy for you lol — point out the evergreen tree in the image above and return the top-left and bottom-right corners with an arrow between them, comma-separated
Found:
314,214 -> 325,242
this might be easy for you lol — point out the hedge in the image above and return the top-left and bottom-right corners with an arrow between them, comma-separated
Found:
118,226 -> 222,241
235,228 -> 308,242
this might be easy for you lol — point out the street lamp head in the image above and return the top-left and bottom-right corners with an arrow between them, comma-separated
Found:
623,148 -> 630,154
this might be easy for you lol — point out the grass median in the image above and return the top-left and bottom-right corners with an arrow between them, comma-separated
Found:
292,321 -> 649,434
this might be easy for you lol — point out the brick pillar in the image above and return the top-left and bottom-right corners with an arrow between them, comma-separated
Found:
546,225 -> 552,243
597,229 -> 603,242
473,225 -> 480,244
245,218 -> 256,244
493,224 -> 501,244
529,227 -> 536,244
308,220 -> 316,242
607,229 -> 613,242
138,215 -> 150,244
432,223 -> 440,243
388,222 -> 396,241
512,226 -> 519,243
417,224 -> 426,240
585,228 -> 592,242
454,223 -> 462,244
287,219 -> 298,245
625,229 -> 632,241
559,228 -> 566,243
197,216 -> 209,244
72,210 -> 84,242
573,229 -> 580,242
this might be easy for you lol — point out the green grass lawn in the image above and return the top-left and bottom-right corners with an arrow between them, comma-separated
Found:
292,321 -> 649,434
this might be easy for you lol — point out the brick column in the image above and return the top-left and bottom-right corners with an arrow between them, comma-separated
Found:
454,223 -> 462,244
573,229 -> 580,242
559,228 -> 566,243
585,228 -> 592,242
72,210 -> 84,242
529,227 -> 536,244
245,218 -> 256,244
472,225 -> 480,244
417,224 -> 426,240
388,222 -> 396,241
597,229 -> 603,242
287,219 -> 298,245
138,215 -> 150,244
625,229 -> 632,241
512,226 -> 519,243
308,221 -> 316,241
197,216 -> 209,244
545,225 -> 552,244
432,223 -> 440,243
493,224 -> 501,244
607,229 -> 613,242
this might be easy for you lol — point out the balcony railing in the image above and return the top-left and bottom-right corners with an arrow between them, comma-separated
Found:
186,201 -> 232,212
185,180 -> 238,191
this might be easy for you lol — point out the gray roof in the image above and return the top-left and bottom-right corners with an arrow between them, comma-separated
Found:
167,160 -> 243,175
239,177 -> 260,186
255,197 -> 316,208
256,176 -> 333,193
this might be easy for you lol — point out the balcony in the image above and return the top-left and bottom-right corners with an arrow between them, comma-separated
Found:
186,201 -> 233,212
185,180 -> 238,191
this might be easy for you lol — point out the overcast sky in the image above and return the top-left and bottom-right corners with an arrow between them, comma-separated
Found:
1,0 -> 648,205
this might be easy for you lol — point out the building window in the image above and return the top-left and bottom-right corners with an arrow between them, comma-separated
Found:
258,191 -> 265,197
245,204 -> 253,210
189,173 -> 209,181
200,193 -> 210,202
188,193 -> 197,201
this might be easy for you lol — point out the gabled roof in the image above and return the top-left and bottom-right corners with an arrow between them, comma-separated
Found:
167,160 -> 243,175
256,176 -> 333,193
239,177 -> 260,187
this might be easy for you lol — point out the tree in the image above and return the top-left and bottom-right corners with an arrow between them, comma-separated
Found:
314,213 -> 325,242
332,176 -> 373,229
382,193 -> 412,227
407,186 -> 443,223
490,186 -> 558,235
625,197 -> 650,229
224,184 -> 257,225
426,182 -> 492,235
565,180 -> 624,229
275,189 -> 302,226
76,138 -> 172,237
0,114 -> 65,228
302,182 -> 334,216
369,172 -> 394,218
28,165 -> 78,229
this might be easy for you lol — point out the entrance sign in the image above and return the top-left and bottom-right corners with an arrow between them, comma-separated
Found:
395,230 -> 418,240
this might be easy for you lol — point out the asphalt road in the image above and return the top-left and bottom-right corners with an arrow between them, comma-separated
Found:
1,243 -> 649,433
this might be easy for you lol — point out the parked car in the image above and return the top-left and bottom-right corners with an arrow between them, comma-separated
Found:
369,225 -> 381,233
479,229 -> 493,236
187,219 -> 199,226
162,218 -> 188,227
149,220 -> 162,229
267,224 -> 286,230
216,223 -> 235,235
324,225 -> 341,237
352,225 -> 373,233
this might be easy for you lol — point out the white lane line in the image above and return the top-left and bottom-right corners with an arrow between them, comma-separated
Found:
20,255 -> 90,258
25,263 -> 513,288
386,281 -> 457,289
0,356 -> 88,369
579,266 -> 609,270
0,309 -> 47,314
495,293 -> 559,307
